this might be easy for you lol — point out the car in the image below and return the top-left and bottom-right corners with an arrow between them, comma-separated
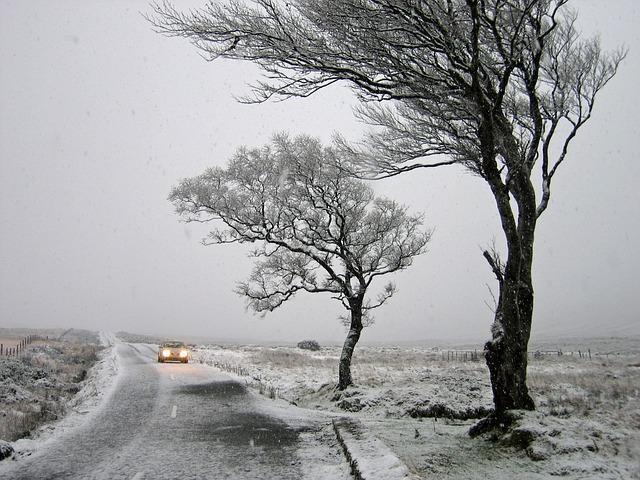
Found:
157,341 -> 190,363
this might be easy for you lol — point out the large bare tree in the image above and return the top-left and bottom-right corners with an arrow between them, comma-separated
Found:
170,135 -> 430,389
150,0 -> 624,423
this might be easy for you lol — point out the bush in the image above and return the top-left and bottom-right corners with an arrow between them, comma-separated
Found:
0,340 -> 100,442
297,340 -> 321,351
0,440 -> 14,461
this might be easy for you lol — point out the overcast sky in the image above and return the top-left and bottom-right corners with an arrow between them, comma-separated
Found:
1,0 -> 638,344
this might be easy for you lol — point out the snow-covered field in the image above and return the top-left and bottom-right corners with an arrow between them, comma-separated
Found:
192,341 -> 640,479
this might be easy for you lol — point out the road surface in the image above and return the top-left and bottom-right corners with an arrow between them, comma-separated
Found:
1,341 -> 349,479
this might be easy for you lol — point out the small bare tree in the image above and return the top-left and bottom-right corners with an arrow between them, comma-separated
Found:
169,135 -> 430,389
150,0 -> 625,423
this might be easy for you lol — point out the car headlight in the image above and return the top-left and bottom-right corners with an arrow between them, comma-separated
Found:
179,350 -> 188,358
162,349 -> 171,357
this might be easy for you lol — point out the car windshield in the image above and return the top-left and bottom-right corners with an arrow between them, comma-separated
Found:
162,342 -> 185,348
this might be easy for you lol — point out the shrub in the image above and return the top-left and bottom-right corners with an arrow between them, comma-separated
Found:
297,340 -> 321,351
0,340 -> 101,442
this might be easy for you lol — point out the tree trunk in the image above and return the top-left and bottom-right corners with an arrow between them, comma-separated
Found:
337,299 -> 363,390
484,276 -> 536,415
484,174 -> 537,416
473,115 -> 537,429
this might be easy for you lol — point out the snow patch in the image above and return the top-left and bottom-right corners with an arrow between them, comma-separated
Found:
333,417 -> 414,480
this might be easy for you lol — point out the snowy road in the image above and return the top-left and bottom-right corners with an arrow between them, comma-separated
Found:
2,341 -> 348,479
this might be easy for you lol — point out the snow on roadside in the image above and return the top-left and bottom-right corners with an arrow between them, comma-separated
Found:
333,417 -> 415,480
192,343 -> 494,419
193,342 -> 640,479
65,331 -> 120,412
3,331 -> 121,462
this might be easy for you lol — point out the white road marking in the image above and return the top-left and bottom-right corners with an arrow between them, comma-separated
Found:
131,472 -> 145,480
170,405 -> 177,418
170,374 -> 175,381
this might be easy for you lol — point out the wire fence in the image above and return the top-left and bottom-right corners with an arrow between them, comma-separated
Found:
439,350 -> 482,362
0,335 -> 48,357
435,348 -> 611,362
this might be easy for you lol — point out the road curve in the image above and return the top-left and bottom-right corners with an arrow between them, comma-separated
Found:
1,341 -> 348,479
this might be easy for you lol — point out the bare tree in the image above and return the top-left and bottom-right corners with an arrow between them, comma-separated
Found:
169,134 -> 430,389
150,0 -> 625,424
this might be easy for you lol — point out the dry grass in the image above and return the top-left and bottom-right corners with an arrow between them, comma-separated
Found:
0,399 -> 64,442
201,344 -> 638,422
0,340 -> 102,442
249,347 -> 337,368
528,356 -> 640,418
233,345 -> 490,394
200,345 -> 493,414
249,345 -> 483,371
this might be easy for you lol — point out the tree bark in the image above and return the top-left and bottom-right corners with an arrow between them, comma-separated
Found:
476,115 -> 537,419
484,277 -> 536,415
484,172 -> 537,416
337,298 -> 363,390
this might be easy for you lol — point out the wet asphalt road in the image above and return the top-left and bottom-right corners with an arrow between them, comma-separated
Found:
2,342 -> 347,479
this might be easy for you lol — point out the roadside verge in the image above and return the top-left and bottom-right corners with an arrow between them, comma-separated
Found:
2,332 -> 120,462
332,417 -> 414,480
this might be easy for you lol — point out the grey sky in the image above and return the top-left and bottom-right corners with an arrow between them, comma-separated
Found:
1,0 -> 638,343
